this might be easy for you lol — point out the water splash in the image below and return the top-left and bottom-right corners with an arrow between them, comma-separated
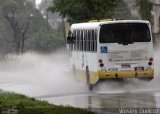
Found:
0,49 -> 87,97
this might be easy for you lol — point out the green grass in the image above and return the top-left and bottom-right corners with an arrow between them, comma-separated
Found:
0,92 -> 95,114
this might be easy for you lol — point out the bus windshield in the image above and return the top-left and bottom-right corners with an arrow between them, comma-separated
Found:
99,23 -> 151,44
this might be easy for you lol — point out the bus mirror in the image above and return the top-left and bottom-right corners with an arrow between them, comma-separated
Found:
66,36 -> 70,44
67,36 -> 75,44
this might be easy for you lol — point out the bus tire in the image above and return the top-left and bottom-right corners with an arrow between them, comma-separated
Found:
86,66 -> 92,91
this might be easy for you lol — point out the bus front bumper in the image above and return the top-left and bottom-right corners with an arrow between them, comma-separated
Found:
98,69 -> 154,79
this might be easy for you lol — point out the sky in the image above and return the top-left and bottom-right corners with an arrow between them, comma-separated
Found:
36,0 -> 42,5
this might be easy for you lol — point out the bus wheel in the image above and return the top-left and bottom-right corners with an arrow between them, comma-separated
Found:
86,66 -> 92,91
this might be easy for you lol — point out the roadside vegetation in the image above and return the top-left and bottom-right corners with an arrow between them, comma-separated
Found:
0,91 -> 95,114
48,0 -> 132,24
0,0 -> 64,54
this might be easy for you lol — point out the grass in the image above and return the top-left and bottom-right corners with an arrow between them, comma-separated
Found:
0,92 -> 95,114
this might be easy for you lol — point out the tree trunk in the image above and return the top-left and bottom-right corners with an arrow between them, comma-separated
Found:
21,38 -> 25,53
16,40 -> 21,53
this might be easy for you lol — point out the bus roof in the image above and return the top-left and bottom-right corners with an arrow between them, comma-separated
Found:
71,20 -> 150,30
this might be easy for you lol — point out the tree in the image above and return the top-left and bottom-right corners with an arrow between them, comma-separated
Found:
113,0 -> 132,19
0,0 -> 64,54
136,0 -> 152,21
2,0 -> 32,53
48,0 -> 122,23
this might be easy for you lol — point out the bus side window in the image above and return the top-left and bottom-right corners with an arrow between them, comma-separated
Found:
82,30 -> 84,51
83,30 -> 85,51
74,30 -> 77,51
86,30 -> 88,51
94,30 -> 97,52
77,30 -> 80,51
84,30 -> 87,51
90,30 -> 94,52
75,30 -> 78,51
80,30 -> 82,51
92,30 -> 94,52
90,30 -> 92,51
88,30 -> 91,51
79,30 -> 81,51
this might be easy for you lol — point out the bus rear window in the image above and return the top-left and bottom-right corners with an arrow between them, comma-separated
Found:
99,23 -> 151,44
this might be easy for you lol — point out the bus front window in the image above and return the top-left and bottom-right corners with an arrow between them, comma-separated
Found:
99,23 -> 151,45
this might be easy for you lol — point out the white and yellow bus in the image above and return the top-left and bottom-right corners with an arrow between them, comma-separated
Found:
66,20 -> 154,90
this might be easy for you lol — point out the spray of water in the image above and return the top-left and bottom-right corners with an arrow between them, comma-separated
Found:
0,48 -> 87,97
0,46 -> 160,97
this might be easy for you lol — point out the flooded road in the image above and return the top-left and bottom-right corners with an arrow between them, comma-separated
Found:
42,91 -> 160,113
0,48 -> 160,113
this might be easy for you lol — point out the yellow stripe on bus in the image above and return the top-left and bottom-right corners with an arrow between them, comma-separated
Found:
74,69 -> 154,85
98,69 -> 154,79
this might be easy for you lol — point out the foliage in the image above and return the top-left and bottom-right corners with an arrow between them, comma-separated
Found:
136,0 -> 153,21
0,92 -> 95,114
113,0 -> 132,19
0,92 -> 51,107
0,0 -> 64,54
26,31 -> 64,52
2,0 -> 31,53
48,0 -> 128,23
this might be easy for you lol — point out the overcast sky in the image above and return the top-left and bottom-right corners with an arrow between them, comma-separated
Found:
36,0 -> 42,5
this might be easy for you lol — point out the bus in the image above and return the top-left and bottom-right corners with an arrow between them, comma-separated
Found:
66,20 -> 154,90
